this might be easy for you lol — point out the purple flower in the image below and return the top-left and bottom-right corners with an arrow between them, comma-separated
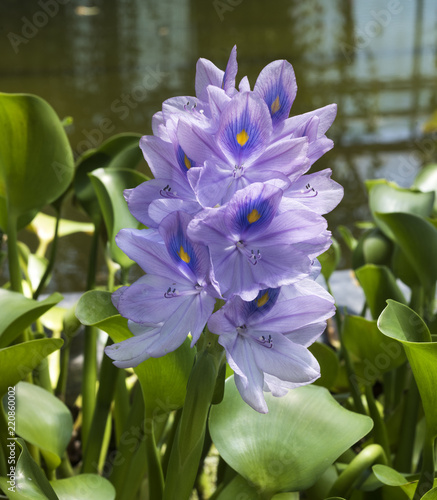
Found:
187,182 -> 330,300
208,278 -> 335,413
105,211 -> 216,367
179,91 -> 309,207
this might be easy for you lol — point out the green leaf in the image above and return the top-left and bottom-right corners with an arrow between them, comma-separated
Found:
215,474 -> 262,500
355,265 -> 407,320
378,301 -> 437,437
50,475 -> 115,500
0,438 -> 58,499
319,237 -> 341,281
376,212 -> 437,293
308,342 -> 339,390
372,464 -> 408,486
209,378 -> 373,494
343,315 -> 406,384
338,225 -> 357,251
0,93 -> 74,222
367,181 -> 434,238
0,338 -> 63,396
75,290 -> 195,412
421,486 -> 437,500
4,382 -> 73,469
88,168 -> 148,268
413,163 -> 437,216
0,290 -> 63,348
73,133 -> 143,222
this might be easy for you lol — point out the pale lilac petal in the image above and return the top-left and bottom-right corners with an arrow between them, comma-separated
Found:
254,60 -> 297,125
239,76 -> 250,92
195,58 -> 224,102
148,199 -> 202,226
222,45 -> 238,95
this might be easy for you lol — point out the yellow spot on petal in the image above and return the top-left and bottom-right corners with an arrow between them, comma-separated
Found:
236,129 -> 249,146
271,95 -> 281,114
257,292 -> 269,308
184,154 -> 191,170
247,209 -> 261,224
178,245 -> 190,263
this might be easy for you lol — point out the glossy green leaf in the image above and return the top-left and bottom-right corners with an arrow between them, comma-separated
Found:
4,382 -> 73,469
75,290 -> 195,412
355,265 -> 407,319
73,133 -> 143,222
0,438 -> 58,499
88,168 -> 148,268
0,338 -> 63,396
413,164 -> 437,216
376,212 -> 437,293
308,342 -> 339,389
209,378 -> 373,494
378,301 -> 437,437
372,464 -> 408,487
338,225 -> 357,251
50,475 -> 115,500
319,237 -> 341,281
0,290 -> 63,348
0,93 -> 74,222
343,314 -> 406,384
367,181 -> 434,239
215,474 -> 262,500
391,244 -> 421,289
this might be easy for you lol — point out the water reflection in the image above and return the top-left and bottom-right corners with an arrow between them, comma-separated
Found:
1,0 -> 437,289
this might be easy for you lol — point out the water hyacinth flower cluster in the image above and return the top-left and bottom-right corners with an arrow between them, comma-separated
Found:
105,46 -> 343,413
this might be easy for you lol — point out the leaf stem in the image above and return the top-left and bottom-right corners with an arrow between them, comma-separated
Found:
7,211 -> 23,294
365,384 -> 391,465
414,428 -> 435,500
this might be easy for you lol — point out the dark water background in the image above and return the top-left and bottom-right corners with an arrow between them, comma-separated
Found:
1,0 -> 437,292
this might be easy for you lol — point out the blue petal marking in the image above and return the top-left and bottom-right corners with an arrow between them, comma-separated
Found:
167,223 -> 197,276
222,109 -> 262,163
265,82 -> 291,124
232,194 -> 276,234
176,145 -> 195,174
244,287 -> 280,318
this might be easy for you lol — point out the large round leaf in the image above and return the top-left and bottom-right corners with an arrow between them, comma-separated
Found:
0,93 -> 74,220
378,300 -> 437,438
7,382 -> 73,469
0,338 -> 63,396
367,181 -> 434,239
75,290 -> 195,412
209,378 -> 373,494
50,475 -> 115,500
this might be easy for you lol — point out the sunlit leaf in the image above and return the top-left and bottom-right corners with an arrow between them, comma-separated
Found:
0,338 -> 63,396
413,164 -> 437,216
0,290 -> 63,348
50,475 -> 115,500
4,382 -> 73,469
308,342 -> 339,390
378,301 -> 437,437
0,93 -> 74,224
75,290 -> 195,412
209,378 -> 373,494
0,438 -> 58,499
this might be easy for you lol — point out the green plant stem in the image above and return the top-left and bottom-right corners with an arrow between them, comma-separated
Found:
328,444 -> 387,498
163,329 -> 224,500
144,410 -> 165,500
117,438 -> 148,500
57,453 -> 74,478
383,371 -> 395,418
109,383 -> 145,496
394,374 -> 421,473
414,428 -> 435,500
161,410 -> 181,478
365,385 -> 391,465
55,341 -> 71,401
33,208 -> 61,300
81,220 -> 101,451
7,212 -> 23,294
35,357 -> 53,393
113,372 -> 129,445
0,404 -> 9,469
81,339 -> 119,474
338,317 -> 366,415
